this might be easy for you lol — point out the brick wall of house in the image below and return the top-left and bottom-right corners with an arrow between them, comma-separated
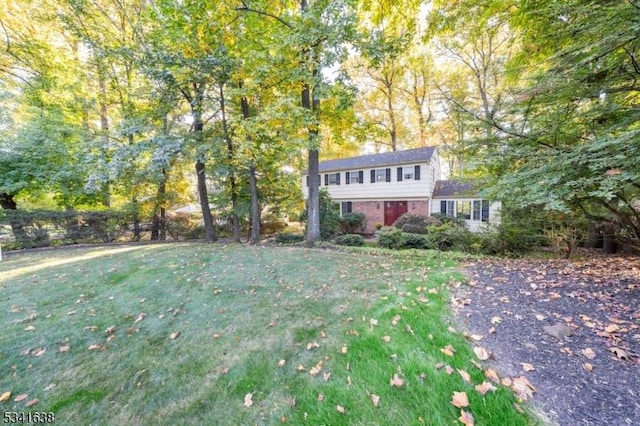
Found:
352,200 -> 430,234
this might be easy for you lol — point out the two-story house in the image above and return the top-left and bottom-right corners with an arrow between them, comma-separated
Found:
301,147 -> 500,234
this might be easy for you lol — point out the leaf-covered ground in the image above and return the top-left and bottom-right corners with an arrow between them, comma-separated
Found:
0,243 -> 537,425
459,254 -> 640,425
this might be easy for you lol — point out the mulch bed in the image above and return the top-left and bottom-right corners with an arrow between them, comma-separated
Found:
456,253 -> 640,426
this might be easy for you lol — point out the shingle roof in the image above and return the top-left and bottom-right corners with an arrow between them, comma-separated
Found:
432,180 -> 478,197
317,146 -> 437,172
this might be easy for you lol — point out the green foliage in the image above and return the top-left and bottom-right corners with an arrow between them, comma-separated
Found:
333,233 -> 364,246
402,232 -> 430,249
301,189 -> 341,240
339,212 -> 366,234
275,232 -> 305,244
424,223 -> 478,252
430,213 -> 467,228
376,226 -> 405,249
393,213 -> 441,234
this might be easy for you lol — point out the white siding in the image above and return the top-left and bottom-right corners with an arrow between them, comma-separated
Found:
431,198 -> 502,232
302,162 -> 435,201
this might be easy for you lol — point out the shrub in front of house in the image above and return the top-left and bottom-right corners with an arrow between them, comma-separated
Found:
393,213 -> 441,234
376,226 -> 406,249
402,232 -> 431,249
333,233 -> 365,246
424,223 -> 478,251
339,212 -> 366,234
275,232 -> 305,244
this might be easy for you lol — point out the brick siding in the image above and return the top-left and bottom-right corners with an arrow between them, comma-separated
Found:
351,200 -> 430,234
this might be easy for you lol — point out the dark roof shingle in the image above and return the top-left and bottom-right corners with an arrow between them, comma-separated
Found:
317,146 -> 436,172
432,180 -> 478,197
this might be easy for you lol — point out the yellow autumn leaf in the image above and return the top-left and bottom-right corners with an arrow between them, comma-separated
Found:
0,392 -> 11,402
441,344 -> 455,357
278,359 -> 286,368
336,405 -> 345,413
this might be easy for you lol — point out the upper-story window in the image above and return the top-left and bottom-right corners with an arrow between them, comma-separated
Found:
324,173 -> 341,186
371,168 -> 391,183
346,171 -> 364,184
397,165 -> 421,182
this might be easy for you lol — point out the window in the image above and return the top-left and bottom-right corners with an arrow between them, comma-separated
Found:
472,200 -> 490,221
371,168 -> 391,183
397,165 -> 420,182
346,171 -> 363,184
440,200 -> 455,217
341,201 -> 352,215
324,172 -> 341,186
457,201 -> 471,220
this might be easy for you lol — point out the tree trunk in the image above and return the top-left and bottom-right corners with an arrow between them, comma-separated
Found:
249,160 -> 260,244
0,193 -> 28,241
603,223 -> 617,254
196,160 -> 216,242
219,84 -> 240,243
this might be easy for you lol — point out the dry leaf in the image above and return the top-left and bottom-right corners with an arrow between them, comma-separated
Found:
605,324 -> 620,333
24,326 -> 36,331
609,347 -> 630,360
244,393 -> 253,408
441,344 -> 455,357
289,398 -> 296,408
582,348 -> 596,360
105,326 -> 116,335
535,314 -> 546,321
310,360 -> 323,376
405,324 -> 415,335
134,313 -> 147,323
323,372 -> 331,382
306,341 -> 320,350
458,409 -> 475,426
0,392 -> 11,402
435,362 -> 444,370
25,398 -> 39,407
340,345 -> 348,354
521,363 -> 535,372
389,373 -> 404,387
278,359 -> 286,368
317,393 -> 324,402
88,344 -> 104,351
501,377 -> 513,387
369,318 -> 378,327
473,346 -> 489,361
59,345 -> 70,353
336,405 -> 345,413
511,376 -> 537,401
445,365 -> 455,375
382,335 -> 391,343
485,369 -> 500,383
14,394 -> 28,402
391,315 -> 401,326
475,381 -> 497,395
457,369 -> 471,384
491,316 -> 502,325
451,391 -> 469,408
170,332 -> 181,340
583,363 -> 593,372
488,327 -> 496,334
33,348 -> 46,357
370,393 -> 380,407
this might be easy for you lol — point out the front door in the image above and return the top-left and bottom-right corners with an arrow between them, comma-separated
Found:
384,201 -> 408,226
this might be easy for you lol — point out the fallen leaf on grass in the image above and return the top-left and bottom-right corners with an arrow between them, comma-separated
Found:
582,348 -> 596,360
370,393 -> 380,407
521,363 -> 535,372
323,372 -> 331,381
389,373 -> 404,387
382,335 -> 391,343
340,345 -> 348,354
457,369 -> 471,384
445,365 -> 454,375
26,399 -> 39,407
0,392 -> 11,402
441,344 -> 455,357
458,409 -> 475,426
59,345 -> 70,353
317,393 -> 324,402
475,381 -> 497,395
296,364 -> 306,372
306,341 -> 320,350
243,393 -> 253,408
473,346 -> 489,361
88,344 -> 104,351
24,325 -> 36,331
484,369 -> 500,383
310,361 -> 323,376
14,394 -> 28,402
336,405 -> 345,413
369,318 -> 378,328
134,313 -> 147,323
278,359 -> 286,368
391,315 -> 401,326
170,332 -> 181,340
451,391 -> 469,408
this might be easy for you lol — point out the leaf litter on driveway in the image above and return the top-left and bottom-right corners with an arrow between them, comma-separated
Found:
457,254 -> 640,425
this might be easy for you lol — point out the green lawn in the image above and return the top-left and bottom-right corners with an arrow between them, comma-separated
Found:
0,243 -> 536,425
